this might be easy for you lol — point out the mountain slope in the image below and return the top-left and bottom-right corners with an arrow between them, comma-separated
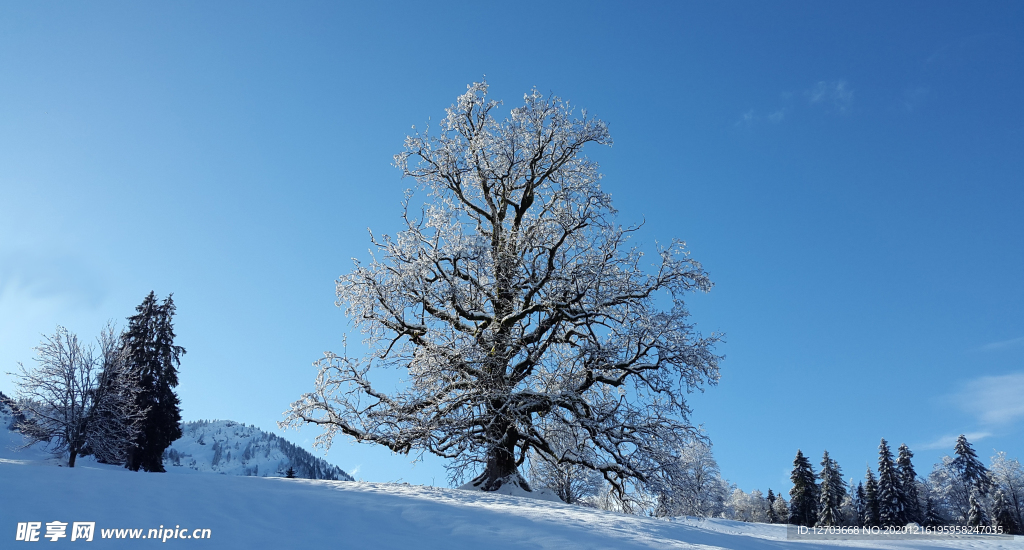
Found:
165,419 -> 353,480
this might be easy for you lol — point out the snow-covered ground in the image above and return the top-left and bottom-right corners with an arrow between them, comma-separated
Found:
3,413 -> 1020,549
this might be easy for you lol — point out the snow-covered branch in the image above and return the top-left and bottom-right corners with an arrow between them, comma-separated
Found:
284,82 -> 722,498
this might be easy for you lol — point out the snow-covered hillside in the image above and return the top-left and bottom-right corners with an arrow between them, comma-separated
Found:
3,408 -> 1020,549
164,419 -> 352,480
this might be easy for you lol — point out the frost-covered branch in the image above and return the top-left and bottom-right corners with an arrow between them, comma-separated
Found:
284,82 -> 722,499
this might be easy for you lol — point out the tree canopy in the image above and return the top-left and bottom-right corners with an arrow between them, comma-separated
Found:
284,82 -> 722,499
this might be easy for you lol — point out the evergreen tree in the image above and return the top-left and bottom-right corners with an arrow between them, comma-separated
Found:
967,493 -> 989,527
766,489 -> 778,524
285,466 -> 297,479
830,457 -> 847,511
864,468 -> 880,527
123,292 -> 185,472
952,435 -> 993,498
896,443 -> 922,524
817,451 -> 844,526
993,491 -> 1020,535
855,482 -> 867,526
877,438 -> 907,527
789,450 -> 819,527
923,495 -> 944,527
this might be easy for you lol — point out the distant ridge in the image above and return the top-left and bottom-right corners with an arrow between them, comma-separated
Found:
165,419 -> 353,481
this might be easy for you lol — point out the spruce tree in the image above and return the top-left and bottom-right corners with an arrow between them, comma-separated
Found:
967,493 -> 989,527
123,292 -> 185,472
829,457 -> 847,513
993,491 -> 1020,535
896,443 -> 922,524
766,489 -> 778,524
952,435 -> 993,498
923,495 -> 944,527
789,450 -> 819,527
877,438 -> 907,527
855,482 -> 866,526
864,468 -> 880,527
817,451 -> 843,526
285,466 -> 297,479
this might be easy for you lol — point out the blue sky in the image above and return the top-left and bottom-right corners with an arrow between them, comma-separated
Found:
1,1 -> 1022,493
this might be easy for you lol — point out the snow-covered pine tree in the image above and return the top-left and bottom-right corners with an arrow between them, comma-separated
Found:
923,495 -> 944,527
993,491 -> 1020,534
767,489 -> 778,524
932,435 -> 996,522
123,292 -> 186,472
817,450 -> 842,526
896,443 -> 922,524
864,468 -> 880,527
855,481 -> 867,526
283,82 -> 722,500
967,493 -> 989,527
789,450 -> 819,527
830,457 -> 847,518
877,438 -> 907,527
952,435 -> 993,498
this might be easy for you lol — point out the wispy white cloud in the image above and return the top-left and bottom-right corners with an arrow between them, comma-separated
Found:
918,372 -> 1024,453
734,108 -> 785,127
737,80 -> 852,128
808,80 -> 854,112
919,431 -> 993,451
735,109 -> 756,127
980,336 -> 1024,352
809,83 -> 827,103
956,372 -> 1024,425
901,86 -> 930,112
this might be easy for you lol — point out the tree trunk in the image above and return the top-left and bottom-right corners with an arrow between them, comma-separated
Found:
470,424 -> 530,492
68,450 -> 77,468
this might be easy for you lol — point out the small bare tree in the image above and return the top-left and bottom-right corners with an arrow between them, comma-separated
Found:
284,82 -> 722,498
11,324 -> 145,467
12,327 -> 96,467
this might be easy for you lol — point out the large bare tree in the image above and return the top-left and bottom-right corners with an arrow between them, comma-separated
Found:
284,82 -> 722,498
